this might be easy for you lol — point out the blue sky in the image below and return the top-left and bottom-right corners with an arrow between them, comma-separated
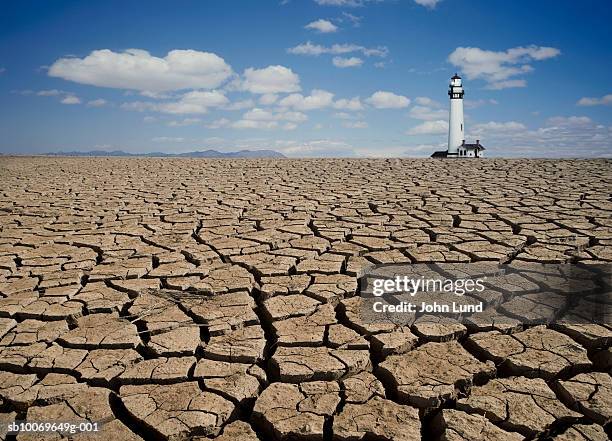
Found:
1,0 -> 611,157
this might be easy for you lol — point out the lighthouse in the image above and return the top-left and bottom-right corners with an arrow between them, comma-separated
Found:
431,74 -> 485,158
447,73 -> 464,157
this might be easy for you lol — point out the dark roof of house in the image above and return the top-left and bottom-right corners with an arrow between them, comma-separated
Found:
431,151 -> 448,158
463,143 -> 486,150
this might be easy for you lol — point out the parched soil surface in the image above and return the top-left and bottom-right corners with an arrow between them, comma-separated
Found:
0,156 -> 610,440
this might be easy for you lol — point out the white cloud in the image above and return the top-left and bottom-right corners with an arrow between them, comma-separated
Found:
577,94 -> 612,106
352,143 -> 444,158
87,98 -> 107,107
168,118 -> 201,127
546,116 -> 592,126
287,41 -> 388,57
408,105 -> 446,120
121,102 -> 154,112
37,89 -> 63,96
30,89 -> 92,107
407,120 -> 448,135
448,45 -> 560,89
206,108 -> 309,131
487,79 -> 526,90
140,90 -> 173,99
61,95 -> 81,105
274,138 -> 353,155
366,91 -> 410,108
333,97 -> 363,111
143,116 -> 157,123
242,65 -> 300,94
343,121 -> 368,128
314,0 -> 365,6
205,118 -> 231,129
466,116 -> 611,157
121,90 -> 228,114
332,56 -> 363,68
243,108 -> 308,122
231,120 -> 279,130
464,98 -> 498,109
315,0 -> 436,10
341,12 -> 362,27
414,96 -> 442,107
305,19 -> 338,33
242,108 -> 276,121
278,111 -> 309,123
333,112 -> 353,119
470,121 -> 526,135
164,102 -> 213,115
278,89 -> 334,111
414,0 -> 441,8
49,49 -> 233,92
164,90 -> 229,113
202,136 -> 225,144
224,98 -> 255,110
152,136 -> 185,143
259,94 -> 279,105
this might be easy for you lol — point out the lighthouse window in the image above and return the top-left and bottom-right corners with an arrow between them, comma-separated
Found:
461,124 -> 463,131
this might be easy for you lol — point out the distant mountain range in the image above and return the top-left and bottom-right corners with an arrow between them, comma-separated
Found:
45,149 -> 286,158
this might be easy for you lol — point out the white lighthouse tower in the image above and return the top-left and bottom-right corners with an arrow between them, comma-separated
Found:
447,73 -> 464,157
430,74 -> 485,158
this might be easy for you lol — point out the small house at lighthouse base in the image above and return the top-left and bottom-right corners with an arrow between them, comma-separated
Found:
457,140 -> 485,157
431,140 -> 486,158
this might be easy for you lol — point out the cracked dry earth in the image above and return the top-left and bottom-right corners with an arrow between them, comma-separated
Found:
0,156 -> 611,441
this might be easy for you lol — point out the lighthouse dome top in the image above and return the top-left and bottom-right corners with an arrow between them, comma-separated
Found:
450,74 -> 462,87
